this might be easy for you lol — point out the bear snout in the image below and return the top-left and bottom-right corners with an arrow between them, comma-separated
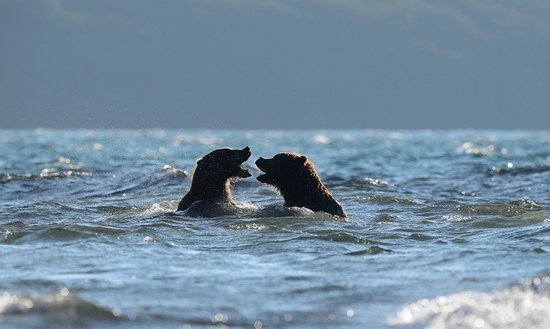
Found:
238,146 -> 252,162
238,167 -> 252,178
255,157 -> 269,172
241,146 -> 251,156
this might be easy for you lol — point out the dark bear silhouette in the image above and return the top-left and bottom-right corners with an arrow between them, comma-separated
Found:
177,146 -> 252,212
255,153 -> 346,217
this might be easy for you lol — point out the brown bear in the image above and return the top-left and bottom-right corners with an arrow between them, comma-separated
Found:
255,153 -> 346,217
177,146 -> 252,212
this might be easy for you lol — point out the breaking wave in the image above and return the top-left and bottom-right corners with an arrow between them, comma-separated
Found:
388,274 -> 550,329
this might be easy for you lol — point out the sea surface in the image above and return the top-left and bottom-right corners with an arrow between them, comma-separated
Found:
1,129 -> 549,329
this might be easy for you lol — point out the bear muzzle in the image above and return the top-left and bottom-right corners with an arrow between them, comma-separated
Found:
238,146 -> 252,161
238,167 -> 252,178
255,157 -> 272,183
255,157 -> 269,171
237,146 -> 252,177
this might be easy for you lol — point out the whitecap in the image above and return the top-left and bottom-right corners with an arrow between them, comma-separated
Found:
442,215 -> 470,222
236,202 -> 260,211
387,275 -> 550,329
161,165 -> 187,177
142,201 -> 179,216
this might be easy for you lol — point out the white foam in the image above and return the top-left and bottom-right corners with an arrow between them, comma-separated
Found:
442,215 -> 470,222
142,201 -> 178,216
161,165 -> 187,177
236,202 -> 260,210
228,222 -> 269,231
388,276 -> 550,329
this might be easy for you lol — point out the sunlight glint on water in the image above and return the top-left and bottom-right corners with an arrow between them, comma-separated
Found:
1,129 -> 549,328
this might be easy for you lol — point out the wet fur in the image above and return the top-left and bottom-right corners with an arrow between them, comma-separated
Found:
256,153 -> 346,217
177,166 -> 234,211
177,147 -> 251,212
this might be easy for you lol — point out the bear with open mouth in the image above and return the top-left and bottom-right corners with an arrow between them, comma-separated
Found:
256,153 -> 346,218
177,146 -> 252,212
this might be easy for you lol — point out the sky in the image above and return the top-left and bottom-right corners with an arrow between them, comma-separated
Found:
1,0 -> 549,129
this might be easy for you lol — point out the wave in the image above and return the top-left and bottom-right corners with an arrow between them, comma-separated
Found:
175,200 -> 247,218
0,289 -> 120,327
453,199 -> 540,216
174,201 -> 341,220
487,164 -> 550,176
345,246 -> 392,255
161,165 -> 187,177
350,177 -> 389,187
357,194 -> 417,205
140,200 -> 180,216
249,203 -> 319,218
2,224 -> 126,245
457,142 -> 506,156
326,177 -> 391,192
0,169 -> 93,183
388,274 -> 550,329
94,200 -> 178,219
303,231 -> 373,244
87,166 -> 187,198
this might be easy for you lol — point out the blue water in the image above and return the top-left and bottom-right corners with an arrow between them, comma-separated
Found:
1,129 -> 549,329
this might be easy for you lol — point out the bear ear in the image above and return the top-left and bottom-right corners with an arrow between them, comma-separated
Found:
298,155 -> 307,164
197,158 -> 204,166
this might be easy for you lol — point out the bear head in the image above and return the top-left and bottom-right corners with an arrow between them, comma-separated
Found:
255,152 -> 346,217
255,152 -> 310,188
196,146 -> 252,180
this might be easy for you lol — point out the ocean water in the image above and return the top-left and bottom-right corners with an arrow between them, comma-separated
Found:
1,129 -> 549,329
